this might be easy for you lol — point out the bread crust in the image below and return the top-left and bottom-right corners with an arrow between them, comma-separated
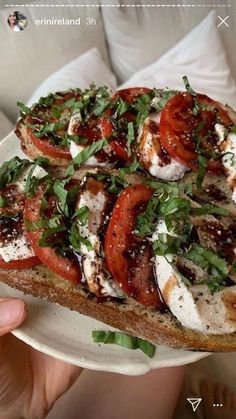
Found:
1,265 -> 236,351
15,118 -> 70,166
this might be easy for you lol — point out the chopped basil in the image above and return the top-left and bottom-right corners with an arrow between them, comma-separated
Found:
95,172 -> 128,194
153,233 -> 179,256
203,275 -> 226,293
69,221 -> 93,252
0,196 -> 6,208
147,180 -> 192,198
187,244 -> 228,276
92,331 -> 156,358
53,179 -> 70,217
72,206 -> 90,223
191,204 -> 229,216
73,138 -> 108,167
0,156 -> 31,190
127,122 -> 135,156
114,100 -> 130,118
159,197 -> 191,219
17,101 -> 31,115
24,157 -> 49,197
34,122 -> 65,137
196,154 -> 207,190
151,89 -> 177,113
182,75 -> 200,115
25,219 -> 49,231
183,75 -> 196,96
133,93 -> 152,127
135,197 -> 159,237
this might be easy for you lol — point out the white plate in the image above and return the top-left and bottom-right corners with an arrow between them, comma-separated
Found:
0,132 -> 209,375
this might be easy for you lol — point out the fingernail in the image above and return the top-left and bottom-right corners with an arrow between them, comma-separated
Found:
0,299 -> 25,327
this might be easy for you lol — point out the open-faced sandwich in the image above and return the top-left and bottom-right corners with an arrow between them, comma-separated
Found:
1,77 -> 236,352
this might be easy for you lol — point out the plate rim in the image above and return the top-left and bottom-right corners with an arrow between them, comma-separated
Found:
0,131 -> 210,374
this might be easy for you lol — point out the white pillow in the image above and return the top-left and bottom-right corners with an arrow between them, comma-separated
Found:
28,49 -> 117,106
120,12 -> 236,110
0,109 -> 13,140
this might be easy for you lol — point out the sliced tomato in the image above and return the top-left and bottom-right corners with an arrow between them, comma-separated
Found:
113,87 -> 151,103
28,129 -> 72,160
25,90 -> 81,161
24,187 -> 81,284
104,184 -> 161,307
159,92 -> 233,170
101,88 -> 152,162
0,256 -> 40,270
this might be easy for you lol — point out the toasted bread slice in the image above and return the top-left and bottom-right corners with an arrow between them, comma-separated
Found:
15,117 -> 70,166
1,265 -> 236,351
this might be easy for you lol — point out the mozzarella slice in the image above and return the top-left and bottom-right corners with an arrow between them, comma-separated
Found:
68,112 -> 112,166
77,184 -> 124,298
152,220 -> 236,334
215,123 -> 236,203
16,164 -> 48,192
138,114 -> 188,181
0,235 -> 35,262
0,164 -> 47,262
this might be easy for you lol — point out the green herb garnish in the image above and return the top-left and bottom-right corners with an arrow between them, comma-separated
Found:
73,138 -> 108,167
92,331 -> 156,358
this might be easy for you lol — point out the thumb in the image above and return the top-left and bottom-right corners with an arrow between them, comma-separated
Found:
0,298 -> 26,337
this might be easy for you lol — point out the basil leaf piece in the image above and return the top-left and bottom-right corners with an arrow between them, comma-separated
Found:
0,157 -> 31,190
0,196 -> 6,208
17,101 -> 31,115
151,89 -> 177,113
187,244 -> 228,276
135,197 -> 159,237
92,331 -> 156,358
191,204 -> 229,216
34,122 -> 65,137
53,180 -> 69,217
95,172 -> 128,194
24,157 -> 49,198
183,75 -> 196,96
160,197 -> 191,218
73,138 -> 108,167
72,206 -> 89,223
114,100 -> 130,118
196,154 -> 207,190
69,221 -> 93,252
127,122 -> 135,156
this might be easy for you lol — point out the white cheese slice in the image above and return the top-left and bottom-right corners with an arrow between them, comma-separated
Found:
16,164 -> 48,192
138,115 -> 188,181
215,123 -> 236,203
152,220 -> 236,335
68,112 -> 112,166
0,235 -> 35,262
77,188 -> 124,298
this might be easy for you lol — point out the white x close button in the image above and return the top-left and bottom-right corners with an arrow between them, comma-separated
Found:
218,16 -> 230,27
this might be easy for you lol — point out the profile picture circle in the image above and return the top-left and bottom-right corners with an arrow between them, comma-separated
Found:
7,11 -> 28,32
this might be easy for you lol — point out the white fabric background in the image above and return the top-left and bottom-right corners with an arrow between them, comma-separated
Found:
121,12 -> 236,110
28,49 -> 117,106
0,0 -> 110,121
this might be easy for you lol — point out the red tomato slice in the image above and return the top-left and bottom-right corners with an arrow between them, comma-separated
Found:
28,128 -> 72,160
24,187 -> 81,284
105,184 -> 161,307
102,87 -> 152,162
0,256 -> 40,270
113,87 -> 151,103
159,92 -> 233,170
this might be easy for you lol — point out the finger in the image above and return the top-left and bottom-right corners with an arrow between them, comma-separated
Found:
0,298 -> 26,336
